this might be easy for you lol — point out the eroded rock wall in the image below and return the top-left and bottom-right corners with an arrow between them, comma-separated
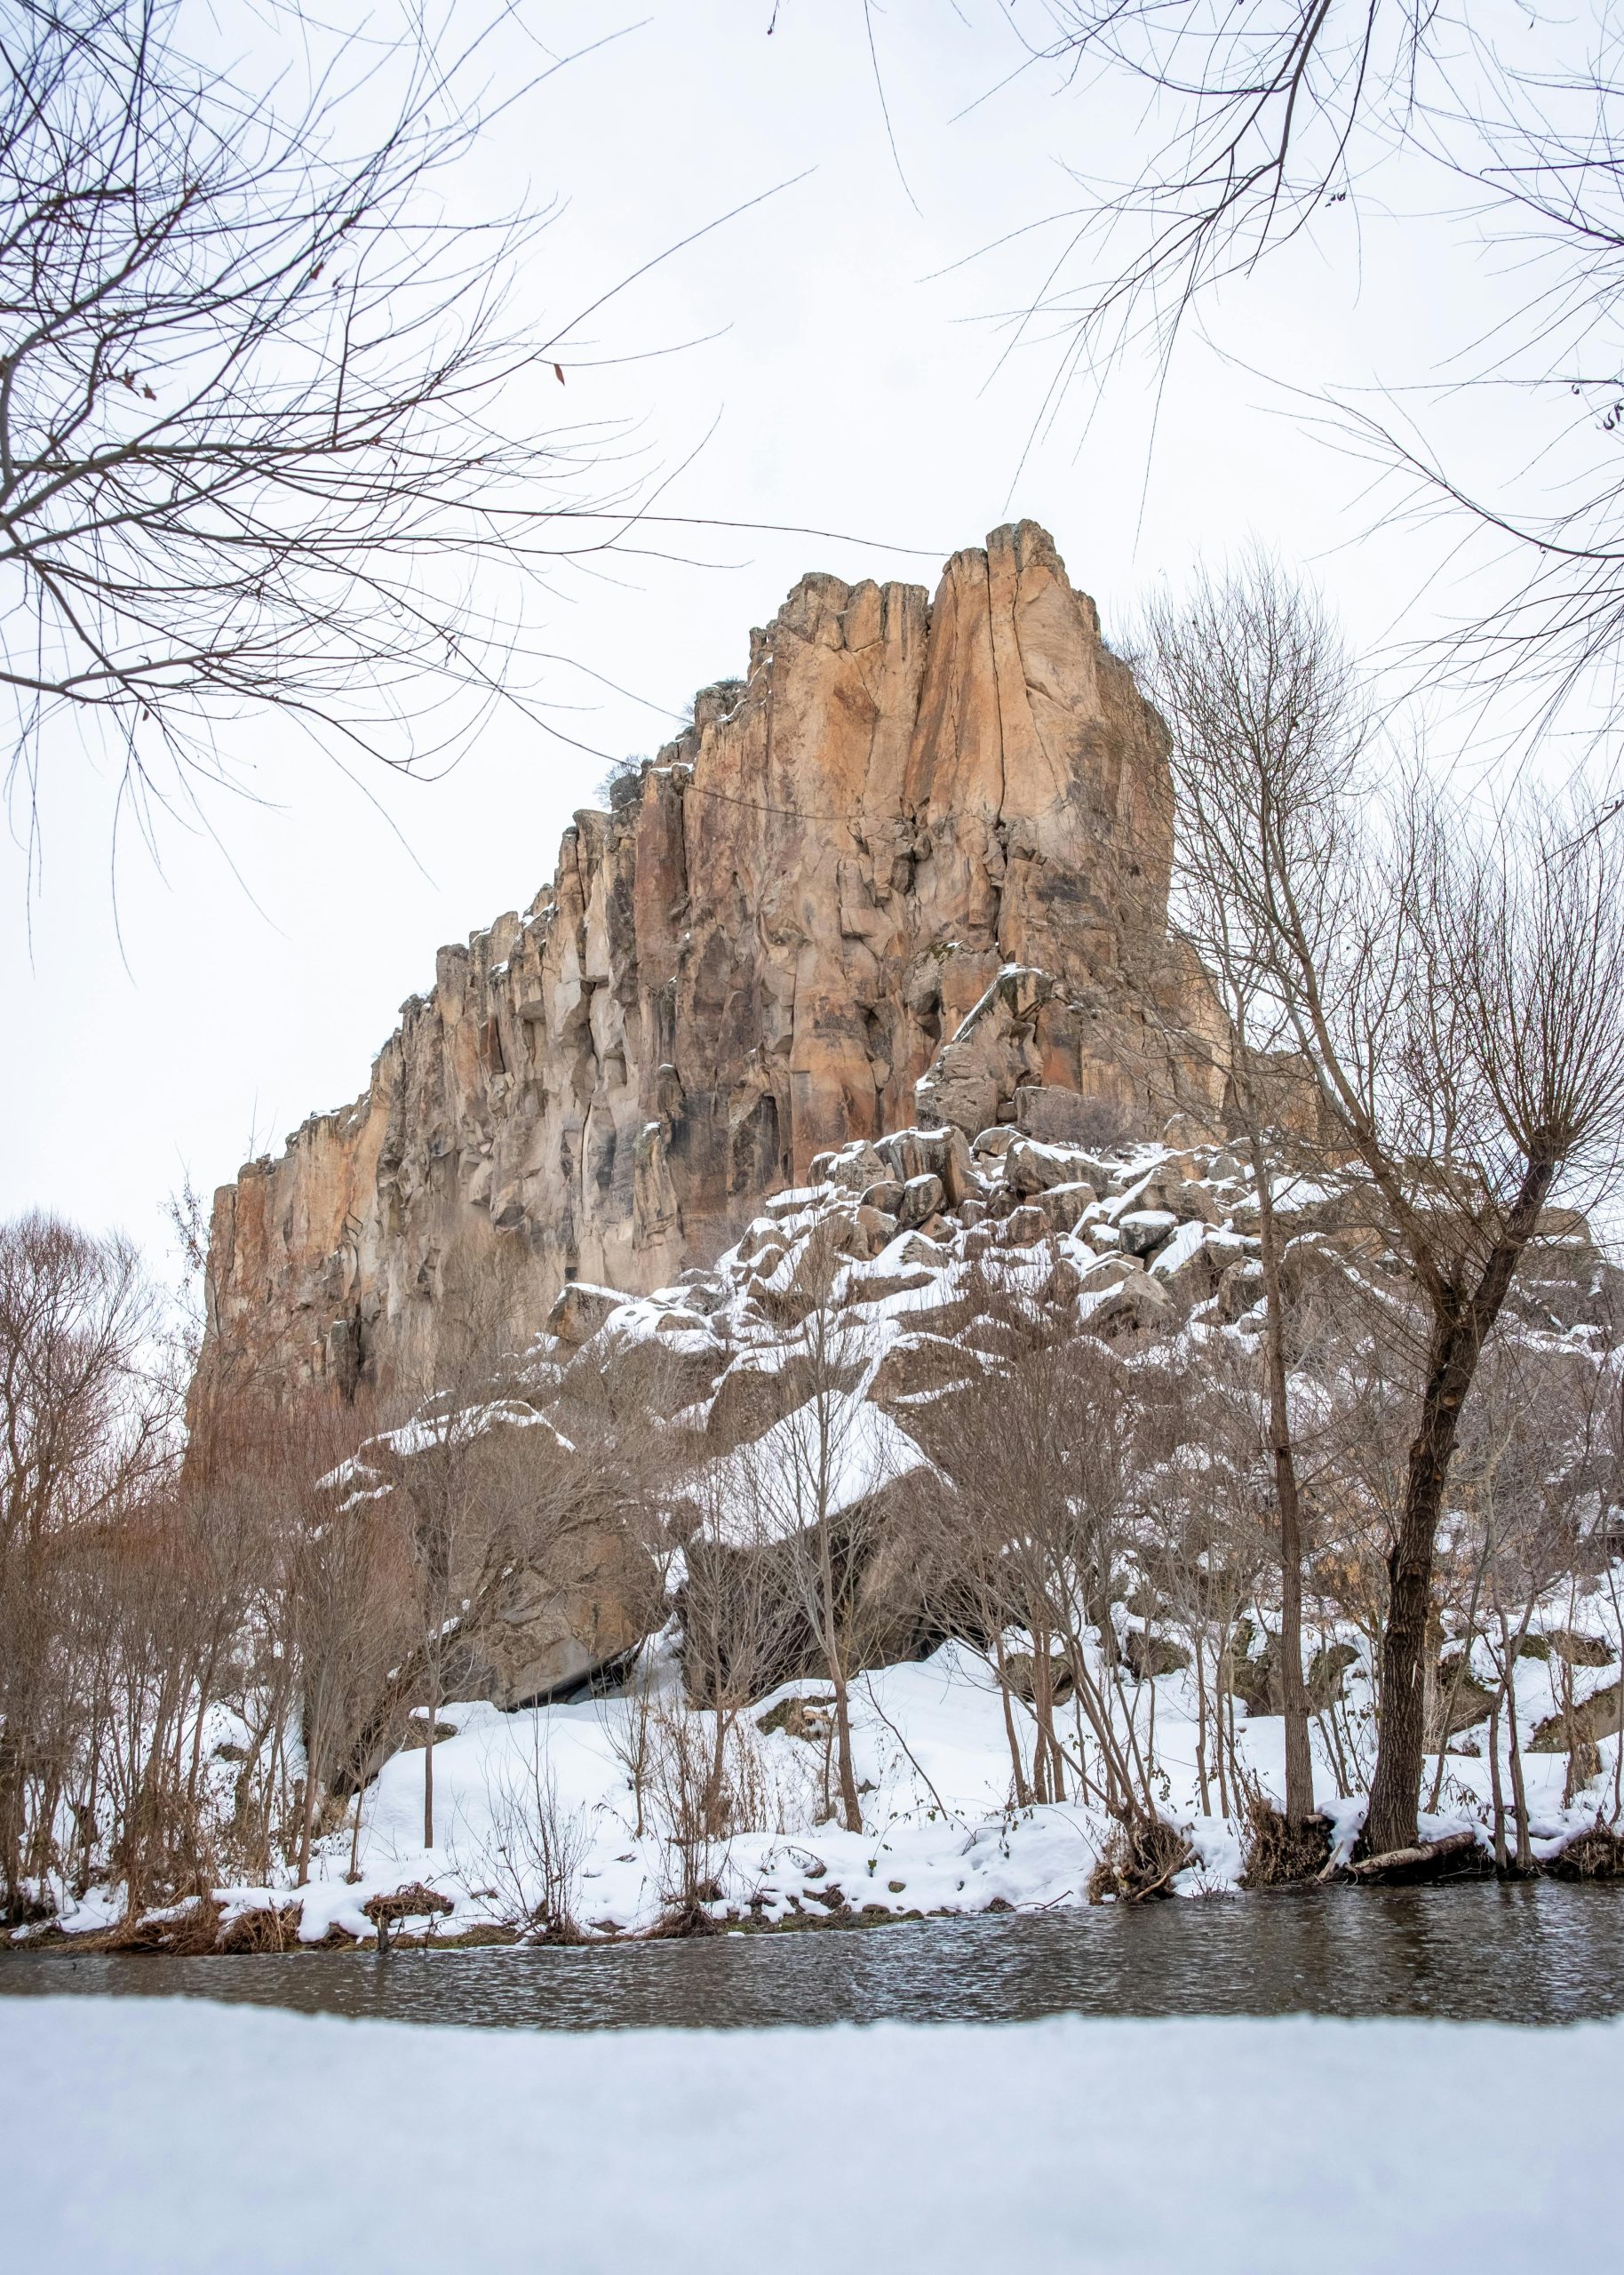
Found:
194,522 -> 1225,1406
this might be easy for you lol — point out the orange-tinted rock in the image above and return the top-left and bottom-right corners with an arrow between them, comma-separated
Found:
193,523 -> 1224,1408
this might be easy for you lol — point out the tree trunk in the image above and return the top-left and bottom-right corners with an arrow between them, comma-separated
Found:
423,1720 -> 435,1851
1487,1694 -> 1507,1872
992,1630 -> 1032,1809
1255,1158 -> 1315,1823
347,1779 -> 366,1882
812,1521 -> 856,1831
829,1665 -> 862,1834
1365,1166 -> 1554,1855
1192,1634 -> 1212,1817
1507,1682 -> 1532,1873
1365,1315 -> 1475,1855
296,1781 -> 314,1887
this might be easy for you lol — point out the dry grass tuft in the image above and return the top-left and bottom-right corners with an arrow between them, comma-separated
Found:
1545,1820 -> 1624,1880
1087,1816 -> 1194,1903
99,1894 -> 224,1954
218,1902 -> 304,1952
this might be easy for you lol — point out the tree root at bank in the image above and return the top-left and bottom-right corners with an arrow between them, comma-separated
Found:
1240,1798 -> 1334,1886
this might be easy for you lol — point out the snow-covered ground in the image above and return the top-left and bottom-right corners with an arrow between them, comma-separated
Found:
4,1994 -> 1619,2272
44,1619 -> 1617,1946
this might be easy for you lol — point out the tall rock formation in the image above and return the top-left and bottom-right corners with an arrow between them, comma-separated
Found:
195,522 -> 1226,1405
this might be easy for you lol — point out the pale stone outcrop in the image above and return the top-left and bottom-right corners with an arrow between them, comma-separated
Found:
193,522 -> 1226,1409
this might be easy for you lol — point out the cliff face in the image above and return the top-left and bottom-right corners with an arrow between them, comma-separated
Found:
195,521 -> 1226,1404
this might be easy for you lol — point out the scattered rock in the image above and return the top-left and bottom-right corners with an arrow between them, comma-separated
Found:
1006,1651 -> 1076,1705
1216,1258 -> 1265,1321
1124,1631 -> 1191,1680
757,1695 -> 834,1744
396,1719 -> 460,1752
898,1173 -> 945,1230
1528,1678 -> 1623,1753
1080,1273 -> 1172,1339
823,1144 -> 890,1198
1118,1208 -> 1179,1258
1036,1182 -> 1096,1232
546,1281 -> 622,1348
1307,1643 -> 1361,1712
998,1204 -> 1051,1247
1015,1085 -> 1132,1147
1521,1629 -> 1615,1668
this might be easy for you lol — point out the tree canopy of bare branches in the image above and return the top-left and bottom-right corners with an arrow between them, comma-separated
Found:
0,1209 -> 169,1912
0,0 -> 639,850
986,2 -> 1624,738
1147,554 -> 1624,1849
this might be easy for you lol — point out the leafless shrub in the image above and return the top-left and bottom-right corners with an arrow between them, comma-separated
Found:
678,1412 -> 827,1823
99,1891 -> 224,1954
601,1648 -> 660,1843
646,1696 -> 730,1934
474,1723 -> 590,1943
362,1881 -> 453,1952
680,1229 -> 898,1834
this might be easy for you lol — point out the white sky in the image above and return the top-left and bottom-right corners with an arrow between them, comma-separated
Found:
0,1 -> 1580,1263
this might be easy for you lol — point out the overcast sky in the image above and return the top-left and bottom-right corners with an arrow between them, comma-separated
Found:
1,1 -> 1572,1266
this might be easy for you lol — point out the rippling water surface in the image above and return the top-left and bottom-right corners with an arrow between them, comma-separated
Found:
4,1884 -> 1621,2031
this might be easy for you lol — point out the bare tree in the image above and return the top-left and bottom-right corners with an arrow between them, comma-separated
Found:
1147,556 -> 1624,1852
678,1454 -> 807,1835
1143,555 -> 1361,1824
375,1306 -> 669,1852
0,1209 -> 165,1914
1144,1331 -> 1289,1824
717,1233 -> 892,1834
0,0 -> 651,847
279,1401 -> 416,1885
924,1296 -> 1171,1832
381,1385 -> 514,1854
963,3 -> 1624,738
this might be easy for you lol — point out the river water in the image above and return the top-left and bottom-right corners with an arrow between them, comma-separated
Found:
3,1884 -> 1622,2030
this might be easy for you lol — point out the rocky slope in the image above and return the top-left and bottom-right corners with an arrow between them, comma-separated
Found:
316,1109 -> 1619,1712
194,521 -> 1227,1409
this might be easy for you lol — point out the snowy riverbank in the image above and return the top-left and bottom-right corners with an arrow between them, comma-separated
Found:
4,1994 -> 1620,2272
30,1621 -> 1620,1950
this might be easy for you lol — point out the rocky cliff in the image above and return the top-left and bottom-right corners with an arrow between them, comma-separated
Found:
194,521 -> 1227,1406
